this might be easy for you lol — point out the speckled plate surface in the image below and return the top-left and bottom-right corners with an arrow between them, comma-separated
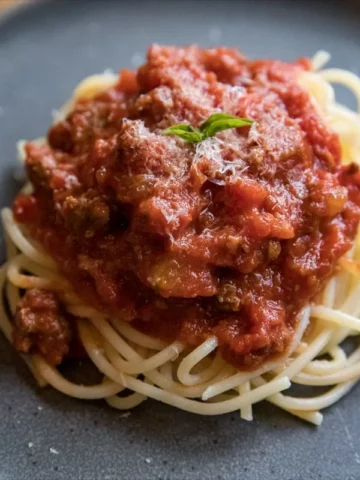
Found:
1,1 -> 360,479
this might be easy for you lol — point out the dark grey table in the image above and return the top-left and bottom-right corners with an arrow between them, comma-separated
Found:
1,1 -> 360,479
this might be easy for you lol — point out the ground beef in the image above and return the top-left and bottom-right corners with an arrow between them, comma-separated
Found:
13,289 -> 72,365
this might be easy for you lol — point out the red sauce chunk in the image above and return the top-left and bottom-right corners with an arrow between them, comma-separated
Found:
13,289 -> 72,365
13,45 -> 360,369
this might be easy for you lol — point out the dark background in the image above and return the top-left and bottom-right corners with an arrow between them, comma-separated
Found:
1,1 -> 360,479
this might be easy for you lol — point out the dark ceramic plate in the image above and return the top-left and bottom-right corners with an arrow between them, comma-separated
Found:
1,1 -> 360,479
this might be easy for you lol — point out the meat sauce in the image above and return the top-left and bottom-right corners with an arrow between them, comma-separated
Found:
13,289 -> 72,365
13,45 -> 360,368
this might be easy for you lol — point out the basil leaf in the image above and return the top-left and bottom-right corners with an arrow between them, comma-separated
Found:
201,117 -> 253,138
162,124 -> 204,143
163,124 -> 195,133
161,113 -> 253,144
199,113 -> 246,132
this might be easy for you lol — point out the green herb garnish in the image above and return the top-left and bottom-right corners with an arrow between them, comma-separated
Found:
162,113 -> 253,144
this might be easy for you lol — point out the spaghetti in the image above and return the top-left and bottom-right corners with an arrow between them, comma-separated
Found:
1,48 -> 360,425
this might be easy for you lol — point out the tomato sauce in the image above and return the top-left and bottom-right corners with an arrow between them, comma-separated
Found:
13,45 -> 360,369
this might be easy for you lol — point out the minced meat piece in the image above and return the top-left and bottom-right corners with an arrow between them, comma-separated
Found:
13,289 -> 72,365
61,192 -> 110,235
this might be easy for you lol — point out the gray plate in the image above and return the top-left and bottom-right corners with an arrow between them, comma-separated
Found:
1,1 -> 360,479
